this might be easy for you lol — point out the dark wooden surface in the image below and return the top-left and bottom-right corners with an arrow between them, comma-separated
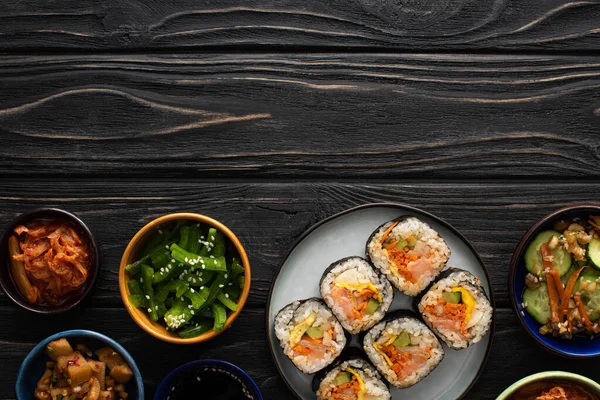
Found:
2,0 -> 600,399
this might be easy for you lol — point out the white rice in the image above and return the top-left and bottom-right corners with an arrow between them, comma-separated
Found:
367,217 -> 450,296
316,358 -> 391,400
418,269 -> 493,349
363,316 -> 444,388
321,257 -> 394,334
274,299 -> 346,374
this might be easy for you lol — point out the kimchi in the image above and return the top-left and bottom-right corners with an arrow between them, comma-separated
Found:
10,219 -> 90,305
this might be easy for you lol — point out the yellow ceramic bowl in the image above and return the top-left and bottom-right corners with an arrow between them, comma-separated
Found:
119,213 -> 251,344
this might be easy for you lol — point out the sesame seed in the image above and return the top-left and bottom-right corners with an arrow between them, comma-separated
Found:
228,283 -> 233,286
185,257 -> 189,262
197,377 -> 201,381
200,236 -> 205,239
200,286 -> 205,290
158,229 -> 163,234
171,259 -> 175,263
191,310 -> 195,315
155,306 -> 159,310
147,308 -> 152,312
188,277 -> 192,282
202,265 -> 205,269
214,260 -> 218,265
225,293 -> 229,298
198,239 -> 202,243
140,278 -> 143,283
224,274 -> 228,279
190,288 -> 195,293
210,255 -> 214,259
192,279 -> 196,283
145,295 -> 150,300
165,245 -> 169,249
219,284 -> 224,288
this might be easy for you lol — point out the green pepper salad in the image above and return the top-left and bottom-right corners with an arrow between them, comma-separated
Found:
125,221 -> 245,338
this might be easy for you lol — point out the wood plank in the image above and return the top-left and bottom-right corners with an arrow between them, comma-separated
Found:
1,54 -> 600,178
2,179 -> 600,309
1,306 -> 598,399
1,0 -> 600,50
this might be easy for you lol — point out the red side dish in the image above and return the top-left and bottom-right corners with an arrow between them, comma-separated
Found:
9,219 -> 90,305
512,381 -> 599,400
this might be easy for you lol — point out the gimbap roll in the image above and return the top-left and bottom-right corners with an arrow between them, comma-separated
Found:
314,357 -> 391,400
366,216 -> 451,296
417,269 -> 493,349
320,257 -> 394,334
274,298 -> 347,374
363,312 -> 444,388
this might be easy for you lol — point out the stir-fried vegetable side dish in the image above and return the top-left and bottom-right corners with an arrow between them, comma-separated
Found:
523,216 -> 600,338
9,219 -> 91,305
125,221 -> 245,337
35,338 -> 133,400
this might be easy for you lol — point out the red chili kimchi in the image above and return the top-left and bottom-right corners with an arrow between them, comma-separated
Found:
11,219 -> 90,305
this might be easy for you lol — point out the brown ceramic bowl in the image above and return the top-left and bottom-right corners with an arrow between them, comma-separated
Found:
0,208 -> 100,314
119,213 -> 251,344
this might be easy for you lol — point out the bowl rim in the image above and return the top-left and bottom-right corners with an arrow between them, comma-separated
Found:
153,359 -> 264,400
15,329 -> 144,399
0,207 -> 100,314
119,212 -> 251,344
496,371 -> 600,399
508,203 -> 600,358
265,202 -> 496,400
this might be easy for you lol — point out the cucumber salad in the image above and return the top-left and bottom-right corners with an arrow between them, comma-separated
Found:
523,215 -> 600,338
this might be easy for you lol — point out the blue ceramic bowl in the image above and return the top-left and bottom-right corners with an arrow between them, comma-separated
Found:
154,359 -> 263,400
16,330 -> 144,399
509,204 -> 600,358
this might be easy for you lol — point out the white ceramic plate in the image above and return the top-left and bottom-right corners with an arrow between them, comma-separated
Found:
267,203 -> 494,400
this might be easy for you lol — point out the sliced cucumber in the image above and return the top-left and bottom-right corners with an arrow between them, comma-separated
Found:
395,240 -> 408,249
335,372 -> 352,386
523,282 -> 551,325
364,298 -> 381,315
587,238 -> 600,271
392,331 -> 411,349
581,274 -> 600,322
407,236 -> 418,248
442,291 -> 462,304
524,230 -> 572,277
305,326 -> 324,339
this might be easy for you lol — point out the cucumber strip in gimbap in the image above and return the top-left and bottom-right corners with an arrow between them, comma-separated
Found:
314,358 -> 391,400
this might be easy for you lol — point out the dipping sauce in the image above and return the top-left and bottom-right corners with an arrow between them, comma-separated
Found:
9,219 -> 91,305
512,380 -> 599,400
168,367 -> 254,400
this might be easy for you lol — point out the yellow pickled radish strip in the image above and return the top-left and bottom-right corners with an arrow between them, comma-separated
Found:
346,367 -> 366,400
290,313 -> 317,346
452,287 -> 475,322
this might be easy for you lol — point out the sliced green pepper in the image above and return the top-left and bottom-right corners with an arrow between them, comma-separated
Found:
178,317 -> 214,338
170,244 -> 227,272
128,279 -> 144,296
128,294 -> 147,308
155,280 -> 189,303
211,231 -> 226,257
212,302 -> 227,331
217,292 -> 238,311
184,287 -> 210,309
141,264 -> 158,321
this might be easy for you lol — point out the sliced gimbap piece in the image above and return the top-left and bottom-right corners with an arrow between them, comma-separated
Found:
314,357 -> 391,400
417,268 -> 493,349
366,216 -> 450,296
274,298 -> 347,374
362,312 -> 444,388
320,257 -> 394,334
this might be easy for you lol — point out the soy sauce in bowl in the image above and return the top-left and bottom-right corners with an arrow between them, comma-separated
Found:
154,360 -> 263,400
170,367 -> 254,400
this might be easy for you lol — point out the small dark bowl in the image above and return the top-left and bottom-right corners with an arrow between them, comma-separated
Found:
154,359 -> 263,400
16,329 -> 144,399
0,208 -> 99,314
509,204 -> 600,358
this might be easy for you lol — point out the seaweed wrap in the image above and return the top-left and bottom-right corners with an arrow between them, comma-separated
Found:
320,257 -> 394,334
274,298 -> 347,374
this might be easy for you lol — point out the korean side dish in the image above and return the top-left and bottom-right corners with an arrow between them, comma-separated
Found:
9,219 -> 91,306
273,215 -> 493,392
167,366 -> 254,400
35,338 -> 133,400
125,221 -> 245,338
522,216 -> 600,338
511,380 -> 599,400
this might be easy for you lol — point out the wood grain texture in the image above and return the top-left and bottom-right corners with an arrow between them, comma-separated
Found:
1,0 -> 600,50
2,53 -> 600,178
2,179 -> 600,309
2,306 -> 599,399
